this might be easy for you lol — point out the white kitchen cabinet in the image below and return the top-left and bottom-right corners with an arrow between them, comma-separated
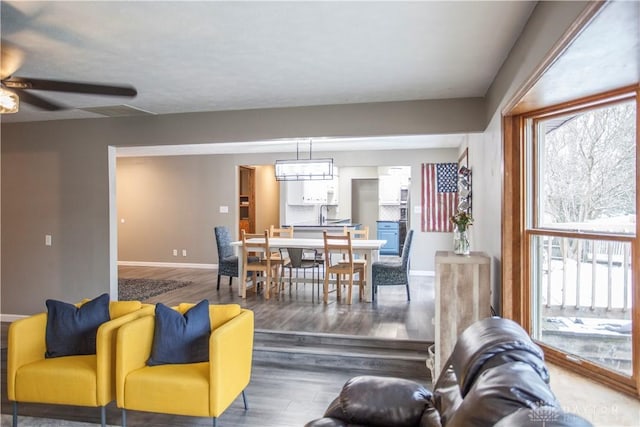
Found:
327,176 -> 340,205
304,180 -> 328,204
378,175 -> 401,204
287,180 -> 328,205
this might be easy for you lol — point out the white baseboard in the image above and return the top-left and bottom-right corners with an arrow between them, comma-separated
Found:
2,314 -> 27,322
410,270 -> 435,276
118,261 -> 217,269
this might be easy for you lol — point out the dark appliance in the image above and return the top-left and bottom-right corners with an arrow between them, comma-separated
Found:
399,220 -> 407,253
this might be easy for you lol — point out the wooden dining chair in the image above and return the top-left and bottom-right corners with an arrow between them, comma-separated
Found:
240,229 -> 280,299
343,225 -> 369,263
344,225 -> 369,240
322,230 -> 366,305
268,225 -> 294,292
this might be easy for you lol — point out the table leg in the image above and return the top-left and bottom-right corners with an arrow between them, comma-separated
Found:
236,246 -> 244,298
364,249 -> 379,303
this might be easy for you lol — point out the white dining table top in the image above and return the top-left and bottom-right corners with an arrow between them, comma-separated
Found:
231,237 -> 386,250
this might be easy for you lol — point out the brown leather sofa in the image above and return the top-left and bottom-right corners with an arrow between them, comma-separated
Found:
305,317 -> 593,427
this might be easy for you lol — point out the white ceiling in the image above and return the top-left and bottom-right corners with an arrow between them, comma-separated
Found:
1,1 -> 536,124
1,1 -> 535,154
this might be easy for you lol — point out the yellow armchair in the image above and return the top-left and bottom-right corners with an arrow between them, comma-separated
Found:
7,300 -> 153,427
115,303 -> 254,427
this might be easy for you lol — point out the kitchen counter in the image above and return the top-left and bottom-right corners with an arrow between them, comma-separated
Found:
285,219 -> 361,229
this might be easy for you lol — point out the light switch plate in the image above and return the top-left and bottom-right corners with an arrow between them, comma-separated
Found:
45,235 -> 52,246
219,205 -> 229,213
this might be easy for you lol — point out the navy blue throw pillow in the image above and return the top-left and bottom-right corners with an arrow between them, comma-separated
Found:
147,299 -> 211,366
45,293 -> 110,358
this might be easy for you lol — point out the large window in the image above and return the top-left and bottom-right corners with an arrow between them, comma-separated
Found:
519,91 -> 638,393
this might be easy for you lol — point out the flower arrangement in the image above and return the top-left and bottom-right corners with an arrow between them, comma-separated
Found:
451,211 -> 473,232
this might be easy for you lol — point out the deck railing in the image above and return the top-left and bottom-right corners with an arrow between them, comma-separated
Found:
539,235 -> 632,314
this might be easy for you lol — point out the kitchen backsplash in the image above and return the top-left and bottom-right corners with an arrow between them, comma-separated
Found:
378,205 -> 400,221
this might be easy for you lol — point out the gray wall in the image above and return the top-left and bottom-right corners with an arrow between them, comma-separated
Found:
473,0 -> 591,313
117,148 -> 457,271
0,1 -> 591,316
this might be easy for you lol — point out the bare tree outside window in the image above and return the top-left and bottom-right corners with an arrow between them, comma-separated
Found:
540,101 -> 636,231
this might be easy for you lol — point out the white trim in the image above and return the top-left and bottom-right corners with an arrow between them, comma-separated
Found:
2,314 -> 28,322
118,261 -> 217,269
108,146 -> 118,300
410,269 -> 435,277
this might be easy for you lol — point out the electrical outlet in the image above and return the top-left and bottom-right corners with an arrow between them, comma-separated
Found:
172,249 -> 178,256
45,235 -> 52,246
182,249 -> 187,257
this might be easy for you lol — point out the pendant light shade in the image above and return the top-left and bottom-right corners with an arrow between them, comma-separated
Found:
275,158 -> 334,181
274,140 -> 334,181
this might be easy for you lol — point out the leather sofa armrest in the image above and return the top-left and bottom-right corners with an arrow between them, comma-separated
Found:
305,416 -> 349,427
209,309 -> 254,415
7,313 -> 48,401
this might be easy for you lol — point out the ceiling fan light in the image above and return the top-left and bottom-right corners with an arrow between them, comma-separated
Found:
0,87 -> 19,113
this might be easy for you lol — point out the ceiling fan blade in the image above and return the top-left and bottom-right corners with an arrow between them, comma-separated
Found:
12,88 -> 66,111
3,77 -> 137,97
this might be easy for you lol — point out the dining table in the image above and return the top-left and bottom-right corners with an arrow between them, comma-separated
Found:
230,237 -> 386,303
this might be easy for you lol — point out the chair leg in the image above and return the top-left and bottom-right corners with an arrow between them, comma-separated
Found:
12,401 -> 17,427
213,417 -> 217,427
122,408 -> 127,427
100,406 -> 106,427
323,272 -> 329,304
406,282 -> 411,301
241,268 -> 248,299
242,390 -> 249,410
217,274 -> 221,290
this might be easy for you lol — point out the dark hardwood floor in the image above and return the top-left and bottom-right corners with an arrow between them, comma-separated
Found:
118,265 -> 435,341
1,266 -> 435,426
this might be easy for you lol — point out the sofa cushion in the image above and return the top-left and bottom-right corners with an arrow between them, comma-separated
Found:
147,299 -> 210,366
15,355 -> 99,406
45,293 -> 110,358
110,300 -> 143,318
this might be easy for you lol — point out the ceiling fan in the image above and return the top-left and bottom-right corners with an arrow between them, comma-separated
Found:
0,43 -> 137,113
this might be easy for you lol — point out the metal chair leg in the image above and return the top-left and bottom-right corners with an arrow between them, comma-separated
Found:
217,274 -> 221,290
12,401 -> 17,427
122,408 -> 127,427
242,390 -> 248,410
213,417 -> 217,427
101,406 -> 106,427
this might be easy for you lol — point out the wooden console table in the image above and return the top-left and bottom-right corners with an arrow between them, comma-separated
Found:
434,251 -> 491,380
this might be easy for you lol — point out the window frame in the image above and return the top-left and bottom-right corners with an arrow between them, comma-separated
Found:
503,86 -> 640,397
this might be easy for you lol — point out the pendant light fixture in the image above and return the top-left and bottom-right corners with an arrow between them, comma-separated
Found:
275,140 -> 334,181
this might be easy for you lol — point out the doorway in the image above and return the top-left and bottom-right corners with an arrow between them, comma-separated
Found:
239,166 -> 255,236
351,178 -> 379,233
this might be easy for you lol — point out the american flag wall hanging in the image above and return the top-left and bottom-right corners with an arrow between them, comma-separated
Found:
421,163 -> 458,232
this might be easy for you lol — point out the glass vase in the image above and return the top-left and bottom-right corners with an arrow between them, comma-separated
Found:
453,229 -> 470,255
